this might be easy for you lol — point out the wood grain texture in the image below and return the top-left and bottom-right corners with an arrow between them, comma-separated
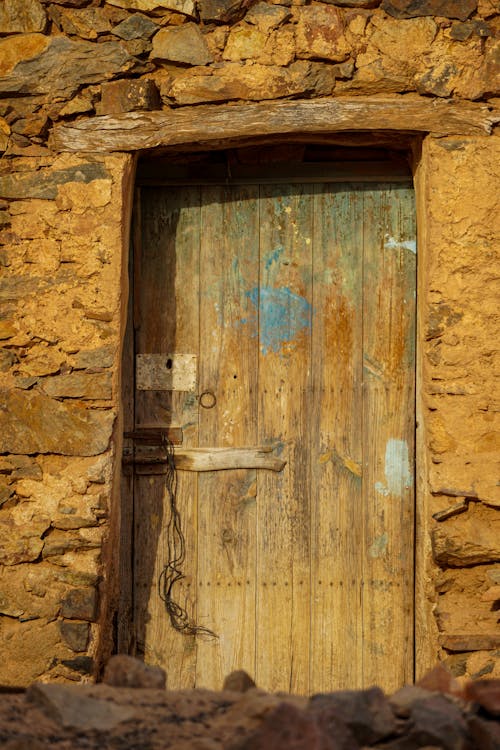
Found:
131,174 -> 416,692
124,446 -> 286,472
256,184 -> 313,694
196,185 -> 259,688
362,185 -> 416,691
50,96 -> 498,153
134,186 -> 201,687
310,185 -> 364,690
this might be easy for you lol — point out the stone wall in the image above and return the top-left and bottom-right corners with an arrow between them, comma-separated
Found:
0,0 -> 499,686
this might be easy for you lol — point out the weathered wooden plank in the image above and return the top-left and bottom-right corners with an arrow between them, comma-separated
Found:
256,183 -> 312,694
134,186 -> 201,687
50,96 -> 498,153
310,184 -> 364,691
196,185 -> 259,689
124,446 -> 286,472
362,184 -> 416,691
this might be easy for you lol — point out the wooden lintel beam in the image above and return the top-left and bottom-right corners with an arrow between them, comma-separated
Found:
49,96 -> 499,153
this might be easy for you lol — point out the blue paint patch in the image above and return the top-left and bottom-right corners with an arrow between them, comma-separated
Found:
375,438 -> 413,498
264,245 -> 285,271
246,286 -> 313,355
384,235 -> 417,255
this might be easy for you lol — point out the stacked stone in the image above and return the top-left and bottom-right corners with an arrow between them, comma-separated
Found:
0,0 -> 498,143
0,151 -> 132,683
1,662 -> 499,749
0,0 -> 499,686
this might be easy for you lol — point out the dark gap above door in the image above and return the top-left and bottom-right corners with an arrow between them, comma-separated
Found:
136,144 -> 412,186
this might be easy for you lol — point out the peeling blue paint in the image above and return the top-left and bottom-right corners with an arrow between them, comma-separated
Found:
265,245 -> 285,271
246,286 -> 313,355
384,235 -> 417,254
375,438 -> 413,497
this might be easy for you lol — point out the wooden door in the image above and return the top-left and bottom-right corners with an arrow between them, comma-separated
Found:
124,172 -> 416,694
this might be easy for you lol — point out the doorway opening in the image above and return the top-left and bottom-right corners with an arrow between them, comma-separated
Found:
120,143 -> 417,694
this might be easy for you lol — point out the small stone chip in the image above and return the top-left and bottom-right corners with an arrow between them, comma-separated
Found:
223,670 -> 256,693
103,654 -> 166,689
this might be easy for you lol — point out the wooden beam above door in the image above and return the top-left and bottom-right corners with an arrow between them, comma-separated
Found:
50,95 -> 498,153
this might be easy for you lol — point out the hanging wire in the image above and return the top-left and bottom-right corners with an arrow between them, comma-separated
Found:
157,433 -> 217,639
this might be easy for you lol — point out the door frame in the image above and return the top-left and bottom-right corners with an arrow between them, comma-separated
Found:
118,142 -> 429,683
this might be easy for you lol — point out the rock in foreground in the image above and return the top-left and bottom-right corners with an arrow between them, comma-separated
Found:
0,666 -> 499,749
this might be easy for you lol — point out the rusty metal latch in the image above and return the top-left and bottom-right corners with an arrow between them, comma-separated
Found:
122,427 -> 182,474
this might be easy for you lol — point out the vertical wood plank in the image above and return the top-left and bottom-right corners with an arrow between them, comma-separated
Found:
134,186 -> 201,687
309,184 -> 364,691
196,185 -> 259,689
256,184 -> 313,694
362,184 -> 416,691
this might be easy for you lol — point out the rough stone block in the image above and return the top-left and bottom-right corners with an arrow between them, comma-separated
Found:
416,663 -> 460,695
152,24 -> 213,66
440,634 -> 500,652
50,7 -> 112,40
381,0 -> 477,20
103,655 -> 167,689
166,61 -> 335,105
0,163 -> 109,200
0,389 -> 115,456
432,514 -> 500,567
112,13 -> 158,40
41,372 -> 113,400
245,3 -> 291,32
198,0 -> 248,23
389,685 -> 435,718
0,618 -> 64,686
0,348 -> 17,372
232,701 -> 331,750
308,687 -> 396,745
223,670 -> 256,693
0,0 -> 47,34
99,79 -> 161,115
0,526 -> 45,566
295,5 -> 350,63
26,683 -> 136,730
60,656 -> 95,675
41,528 -> 101,559
60,588 -> 98,621
324,0 -> 379,5
0,35 -> 147,98
59,621 -> 90,652
70,345 -> 115,370
467,715 -> 500,750
223,25 -> 295,67
107,0 -> 195,16
465,679 -> 500,715
408,693 -> 468,750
